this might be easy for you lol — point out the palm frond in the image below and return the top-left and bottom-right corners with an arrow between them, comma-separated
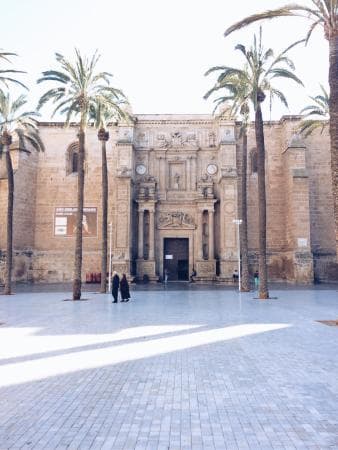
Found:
298,118 -> 327,136
268,68 -> 304,85
0,94 -> 44,153
224,6 -> 307,37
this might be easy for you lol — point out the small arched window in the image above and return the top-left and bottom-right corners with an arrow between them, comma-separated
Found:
250,149 -> 258,174
66,142 -> 79,175
72,152 -> 78,173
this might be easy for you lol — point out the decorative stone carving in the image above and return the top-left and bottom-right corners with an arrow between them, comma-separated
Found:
136,131 -> 148,147
157,212 -> 195,229
185,132 -> 199,147
137,175 -> 157,200
117,166 -> 132,177
112,263 -> 128,274
200,173 -> 213,182
208,131 -> 216,147
221,167 -> 237,177
156,131 -> 199,149
117,128 -> 133,143
197,174 -> 214,198
140,175 -> 156,183
157,134 -> 169,148
112,251 -> 126,259
171,131 -> 183,147
220,128 -> 235,143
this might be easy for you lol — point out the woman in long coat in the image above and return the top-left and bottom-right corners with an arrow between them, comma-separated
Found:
111,271 -> 120,303
120,273 -> 130,302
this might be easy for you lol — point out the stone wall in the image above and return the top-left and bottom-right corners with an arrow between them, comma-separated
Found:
0,115 -> 336,284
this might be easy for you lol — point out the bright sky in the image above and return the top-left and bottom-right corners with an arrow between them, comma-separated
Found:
1,0 -> 328,120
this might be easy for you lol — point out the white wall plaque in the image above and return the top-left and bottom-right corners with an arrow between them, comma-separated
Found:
297,238 -> 308,247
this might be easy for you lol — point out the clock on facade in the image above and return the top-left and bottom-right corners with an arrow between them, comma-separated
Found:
206,164 -> 218,175
135,164 -> 146,175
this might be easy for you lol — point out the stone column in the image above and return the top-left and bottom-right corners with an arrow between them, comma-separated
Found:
157,156 -> 166,192
197,210 -> 203,259
208,210 -> 214,259
138,209 -> 144,259
187,157 -> 191,192
191,157 -> 197,190
149,208 -> 155,259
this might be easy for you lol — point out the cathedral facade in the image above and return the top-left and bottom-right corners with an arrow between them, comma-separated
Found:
0,114 -> 336,284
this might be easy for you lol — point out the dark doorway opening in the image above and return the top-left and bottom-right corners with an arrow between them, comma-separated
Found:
163,238 -> 189,281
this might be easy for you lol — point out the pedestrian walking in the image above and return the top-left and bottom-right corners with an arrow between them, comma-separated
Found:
111,271 -> 120,303
164,268 -> 169,285
233,268 -> 239,284
120,273 -> 130,302
254,270 -> 259,290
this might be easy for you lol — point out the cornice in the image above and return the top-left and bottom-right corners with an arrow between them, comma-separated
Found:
135,119 -> 215,126
37,114 -> 304,128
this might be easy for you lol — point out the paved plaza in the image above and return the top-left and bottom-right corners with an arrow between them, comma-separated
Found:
0,284 -> 338,450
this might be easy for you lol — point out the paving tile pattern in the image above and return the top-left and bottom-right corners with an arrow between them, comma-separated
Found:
0,285 -> 338,449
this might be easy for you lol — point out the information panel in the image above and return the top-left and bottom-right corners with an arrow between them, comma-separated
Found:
54,207 -> 97,237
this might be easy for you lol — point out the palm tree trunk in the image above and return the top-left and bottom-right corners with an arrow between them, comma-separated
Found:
4,142 -> 14,295
100,138 -> 108,293
329,34 -> 338,261
255,103 -> 269,299
72,128 -> 85,300
240,130 -> 250,291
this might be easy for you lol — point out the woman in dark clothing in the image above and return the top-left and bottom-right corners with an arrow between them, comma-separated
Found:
120,273 -> 130,302
111,271 -> 120,303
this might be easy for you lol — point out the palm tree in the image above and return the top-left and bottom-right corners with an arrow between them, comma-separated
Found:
223,0 -> 338,260
0,50 -> 27,90
90,96 -> 130,293
37,49 -> 125,300
0,92 -> 44,295
205,30 -> 303,299
204,75 -> 251,291
299,85 -> 329,136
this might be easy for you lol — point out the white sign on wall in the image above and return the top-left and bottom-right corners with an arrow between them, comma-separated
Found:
165,255 -> 173,260
297,238 -> 308,248
54,207 -> 97,237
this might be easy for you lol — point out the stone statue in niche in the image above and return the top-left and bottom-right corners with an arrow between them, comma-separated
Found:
173,173 -> 180,189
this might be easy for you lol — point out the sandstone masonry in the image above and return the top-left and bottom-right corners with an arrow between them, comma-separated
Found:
0,114 -> 336,284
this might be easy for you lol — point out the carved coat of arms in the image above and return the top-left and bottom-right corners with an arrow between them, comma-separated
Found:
157,212 -> 195,229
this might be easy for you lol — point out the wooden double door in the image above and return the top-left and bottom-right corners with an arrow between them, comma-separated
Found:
163,238 -> 189,281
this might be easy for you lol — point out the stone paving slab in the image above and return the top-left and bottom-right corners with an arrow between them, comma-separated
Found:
0,286 -> 337,449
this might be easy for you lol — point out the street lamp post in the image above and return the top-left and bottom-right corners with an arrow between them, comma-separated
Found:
108,222 -> 113,293
232,219 -> 242,292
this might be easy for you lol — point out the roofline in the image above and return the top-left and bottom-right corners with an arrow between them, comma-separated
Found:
37,114 -> 305,127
